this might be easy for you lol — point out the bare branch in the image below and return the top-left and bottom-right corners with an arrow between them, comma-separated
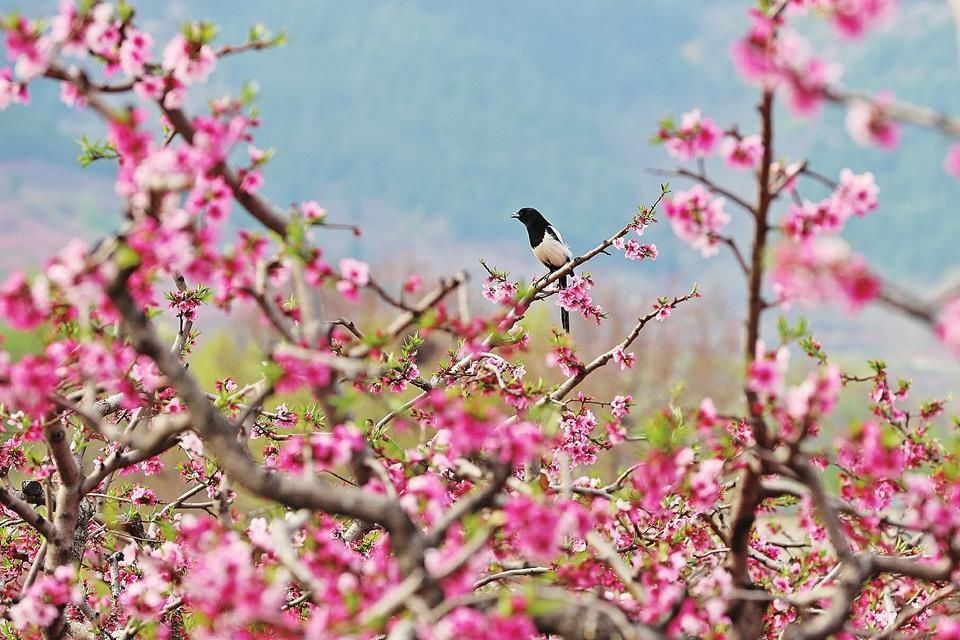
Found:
0,485 -> 55,539
825,86 -> 960,137
648,167 -> 757,216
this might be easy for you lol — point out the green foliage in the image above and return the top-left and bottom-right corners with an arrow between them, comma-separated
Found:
0,324 -> 43,359
182,20 -> 218,45
76,136 -> 119,168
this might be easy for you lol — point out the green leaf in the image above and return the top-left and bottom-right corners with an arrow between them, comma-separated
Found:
240,80 -> 261,106
114,244 -> 141,271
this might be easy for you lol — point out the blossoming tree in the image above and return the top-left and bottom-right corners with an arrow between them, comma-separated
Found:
2,1 -> 960,639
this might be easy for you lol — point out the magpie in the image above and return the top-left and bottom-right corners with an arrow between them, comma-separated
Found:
511,207 -> 573,333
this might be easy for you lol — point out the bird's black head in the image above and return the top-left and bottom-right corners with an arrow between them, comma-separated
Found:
510,207 -> 548,228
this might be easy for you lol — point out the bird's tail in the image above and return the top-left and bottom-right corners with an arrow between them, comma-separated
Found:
559,273 -> 570,333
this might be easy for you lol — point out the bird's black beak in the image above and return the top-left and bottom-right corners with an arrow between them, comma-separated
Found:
509,213 -> 520,220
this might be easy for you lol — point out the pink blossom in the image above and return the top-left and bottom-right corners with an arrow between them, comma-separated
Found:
502,495 -> 588,562
130,486 -> 158,505
5,16 -> 52,79
782,170 -> 878,240
186,174 -> 232,223
782,198 -> 843,240
238,168 -> 264,193
610,394 -> 632,419
336,257 -> 370,301
689,459 -> 725,513
944,144 -> 960,179
937,616 -> 960,640
133,73 -> 165,101
435,607 -> 537,640
936,297 -> 960,358
482,276 -> 518,304
302,200 -> 327,221
339,258 -> 370,286
783,57 -> 835,116
275,425 -> 364,474
825,0 -> 896,39
50,0 -> 82,54
771,237 -> 879,311
747,343 -> 789,399
785,364 -> 841,419
493,419 -> 543,464
0,67 -> 28,110
663,185 -> 730,257
623,239 -> 658,261
162,33 -> 217,85
837,420 -> 905,481
612,346 -> 635,370
9,565 -> 78,630
0,271 -> 50,329
660,109 -> 722,161
547,345 -> 582,377
697,398 -> 719,431
58,80 -> 86,108
84,4 -> 120,63
0,351 -> 60,415
119,28 -> 152,76
834,169 -> 879,217
721,134 -> 763,169
403,274 -> 422,294
845,93 -> 899,150
556,274 -> 604,324
273,351 -> 332,392
632,448 -> 693,515
654,302 -> 671,321
557,410 -> 600,466
731,10 -> 780,85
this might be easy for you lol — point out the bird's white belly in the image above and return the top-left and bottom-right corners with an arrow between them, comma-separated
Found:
533,236 -> 571,269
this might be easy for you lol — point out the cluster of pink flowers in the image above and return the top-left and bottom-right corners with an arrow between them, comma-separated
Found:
612,345 -> 636,370
301,199 -> 327,222
4,14 -> 51,79
789,0 -> 896,39
4,2 -> 960,638
502,494 -> 591,563
784,364 -> 841,420
845,92 -> 900,149
746,342 -> 790,400
119,27 -> 152,76
720,134 -> 763,169
336,257 -> 370,301
366,355 -> 421,394
656,109 -> 722,161
556,409 -> 600,466
631,447 -> 694,516
731,10 -> 838,116
9,565 -> 79,630
663,185 -> 730,257
162,33 -> 217,86
272,350 -> 333,392
0,66 -> 28,109
613,236 -> 659,261
274,425 -> 365,474
556,274 -> 604,324
782,169 -> 878,240
546,344 -> 583,377
432,607 -> 536,640
771,237 -> 880,311
481,274 -> 518,304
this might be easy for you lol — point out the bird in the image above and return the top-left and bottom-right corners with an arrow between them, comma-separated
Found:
510,207 -> 573,332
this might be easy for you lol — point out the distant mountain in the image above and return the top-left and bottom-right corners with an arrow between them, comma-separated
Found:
1,0 -> 959,287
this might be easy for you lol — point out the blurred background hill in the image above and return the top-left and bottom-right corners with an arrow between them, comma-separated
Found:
1,0 -> 959,396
